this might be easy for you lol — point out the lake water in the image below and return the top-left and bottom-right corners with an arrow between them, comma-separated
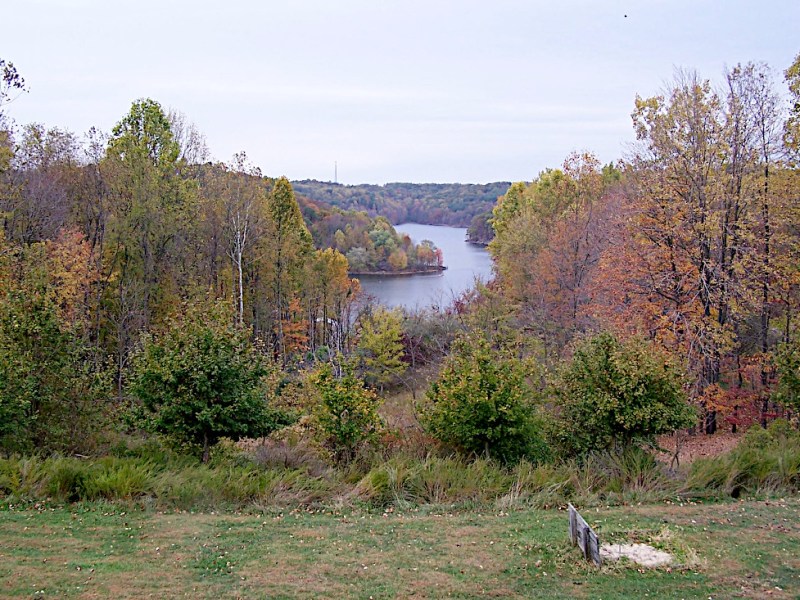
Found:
357,223 -> 493,309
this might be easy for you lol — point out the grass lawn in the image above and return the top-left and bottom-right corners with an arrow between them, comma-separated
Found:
1,498 -> 798,599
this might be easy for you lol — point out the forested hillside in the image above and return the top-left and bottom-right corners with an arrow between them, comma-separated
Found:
292,180 -> 510,227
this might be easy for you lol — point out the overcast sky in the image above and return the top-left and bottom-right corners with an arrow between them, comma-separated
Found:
4,0 -> 799,184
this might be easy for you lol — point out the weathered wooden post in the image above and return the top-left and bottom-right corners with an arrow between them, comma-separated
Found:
568,503 -> 602,566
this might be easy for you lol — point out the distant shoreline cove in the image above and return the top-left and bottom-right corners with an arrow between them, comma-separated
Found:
349,266 -> 447,277
357,224 -> 491,307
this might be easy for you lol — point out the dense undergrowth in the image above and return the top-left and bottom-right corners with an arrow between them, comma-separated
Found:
1,422 -> 798,511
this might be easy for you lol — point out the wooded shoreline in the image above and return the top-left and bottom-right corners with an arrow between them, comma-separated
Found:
349,265 -> 447,277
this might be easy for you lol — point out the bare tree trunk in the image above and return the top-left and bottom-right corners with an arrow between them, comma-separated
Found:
236,239 -> 244,327
202,433 -> 210,463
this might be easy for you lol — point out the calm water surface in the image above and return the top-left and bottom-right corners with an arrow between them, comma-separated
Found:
357,223 -> 493,309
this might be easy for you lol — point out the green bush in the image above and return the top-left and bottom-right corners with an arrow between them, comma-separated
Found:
311,363 -> 382,464
773,339 -> 800,413
552,332 -> 696,457
421,333 -> 550,465
0,287 -> 112,455
129,301 -> 289,462
354,307 -> 407,390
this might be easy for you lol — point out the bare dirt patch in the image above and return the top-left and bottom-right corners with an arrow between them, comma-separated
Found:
656,430 -> 743,466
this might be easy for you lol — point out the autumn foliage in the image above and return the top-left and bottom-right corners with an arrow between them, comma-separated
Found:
1,52 -> 800,465
490,58 -> 800,432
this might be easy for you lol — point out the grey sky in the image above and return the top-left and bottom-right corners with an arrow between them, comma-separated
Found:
4,0 -> 799,184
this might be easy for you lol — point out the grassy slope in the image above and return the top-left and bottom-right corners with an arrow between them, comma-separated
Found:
1,499 -> 798,599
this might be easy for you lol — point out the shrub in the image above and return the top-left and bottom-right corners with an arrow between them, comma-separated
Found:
129,301 -> 289,462
552,332 -> 696,457
354,307 -> 407,390
420,333 -> 550,465
773,339 -> 800,414
0,289 -> 112,455
311,363 -> 383,464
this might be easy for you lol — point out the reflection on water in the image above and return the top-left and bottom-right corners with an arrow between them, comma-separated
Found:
357,224 -> 493,309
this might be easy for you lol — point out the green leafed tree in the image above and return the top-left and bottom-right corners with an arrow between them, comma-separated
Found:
784,51 -> 800,164
421,333 -> 549,464
355,307 -> 407,390
553,332 -> 696,456
103,98 -> 195,393
311,362 -> 382,463
267,177 -> 314,361
108,98 -> 180,169
128,300 -> 283,462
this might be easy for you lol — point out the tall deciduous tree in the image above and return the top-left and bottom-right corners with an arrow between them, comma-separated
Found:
784,52 -> 800,164
218,152 -> 265,327
0,231 -> 110,454
489,153 -> 616,358
591,64 -> 795,431
167,108 -> 209,166
5,123 -> 79,244
304,247 -> 359,355
103,98 -> 192,391
725,63 -> 782,403
609,74 -> 729,429
267,177 -> 313,361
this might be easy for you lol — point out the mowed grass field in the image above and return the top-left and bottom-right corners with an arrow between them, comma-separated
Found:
1,498 -> 798,599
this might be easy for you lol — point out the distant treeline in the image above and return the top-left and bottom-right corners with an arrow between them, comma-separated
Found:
291,180 -> 510,228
